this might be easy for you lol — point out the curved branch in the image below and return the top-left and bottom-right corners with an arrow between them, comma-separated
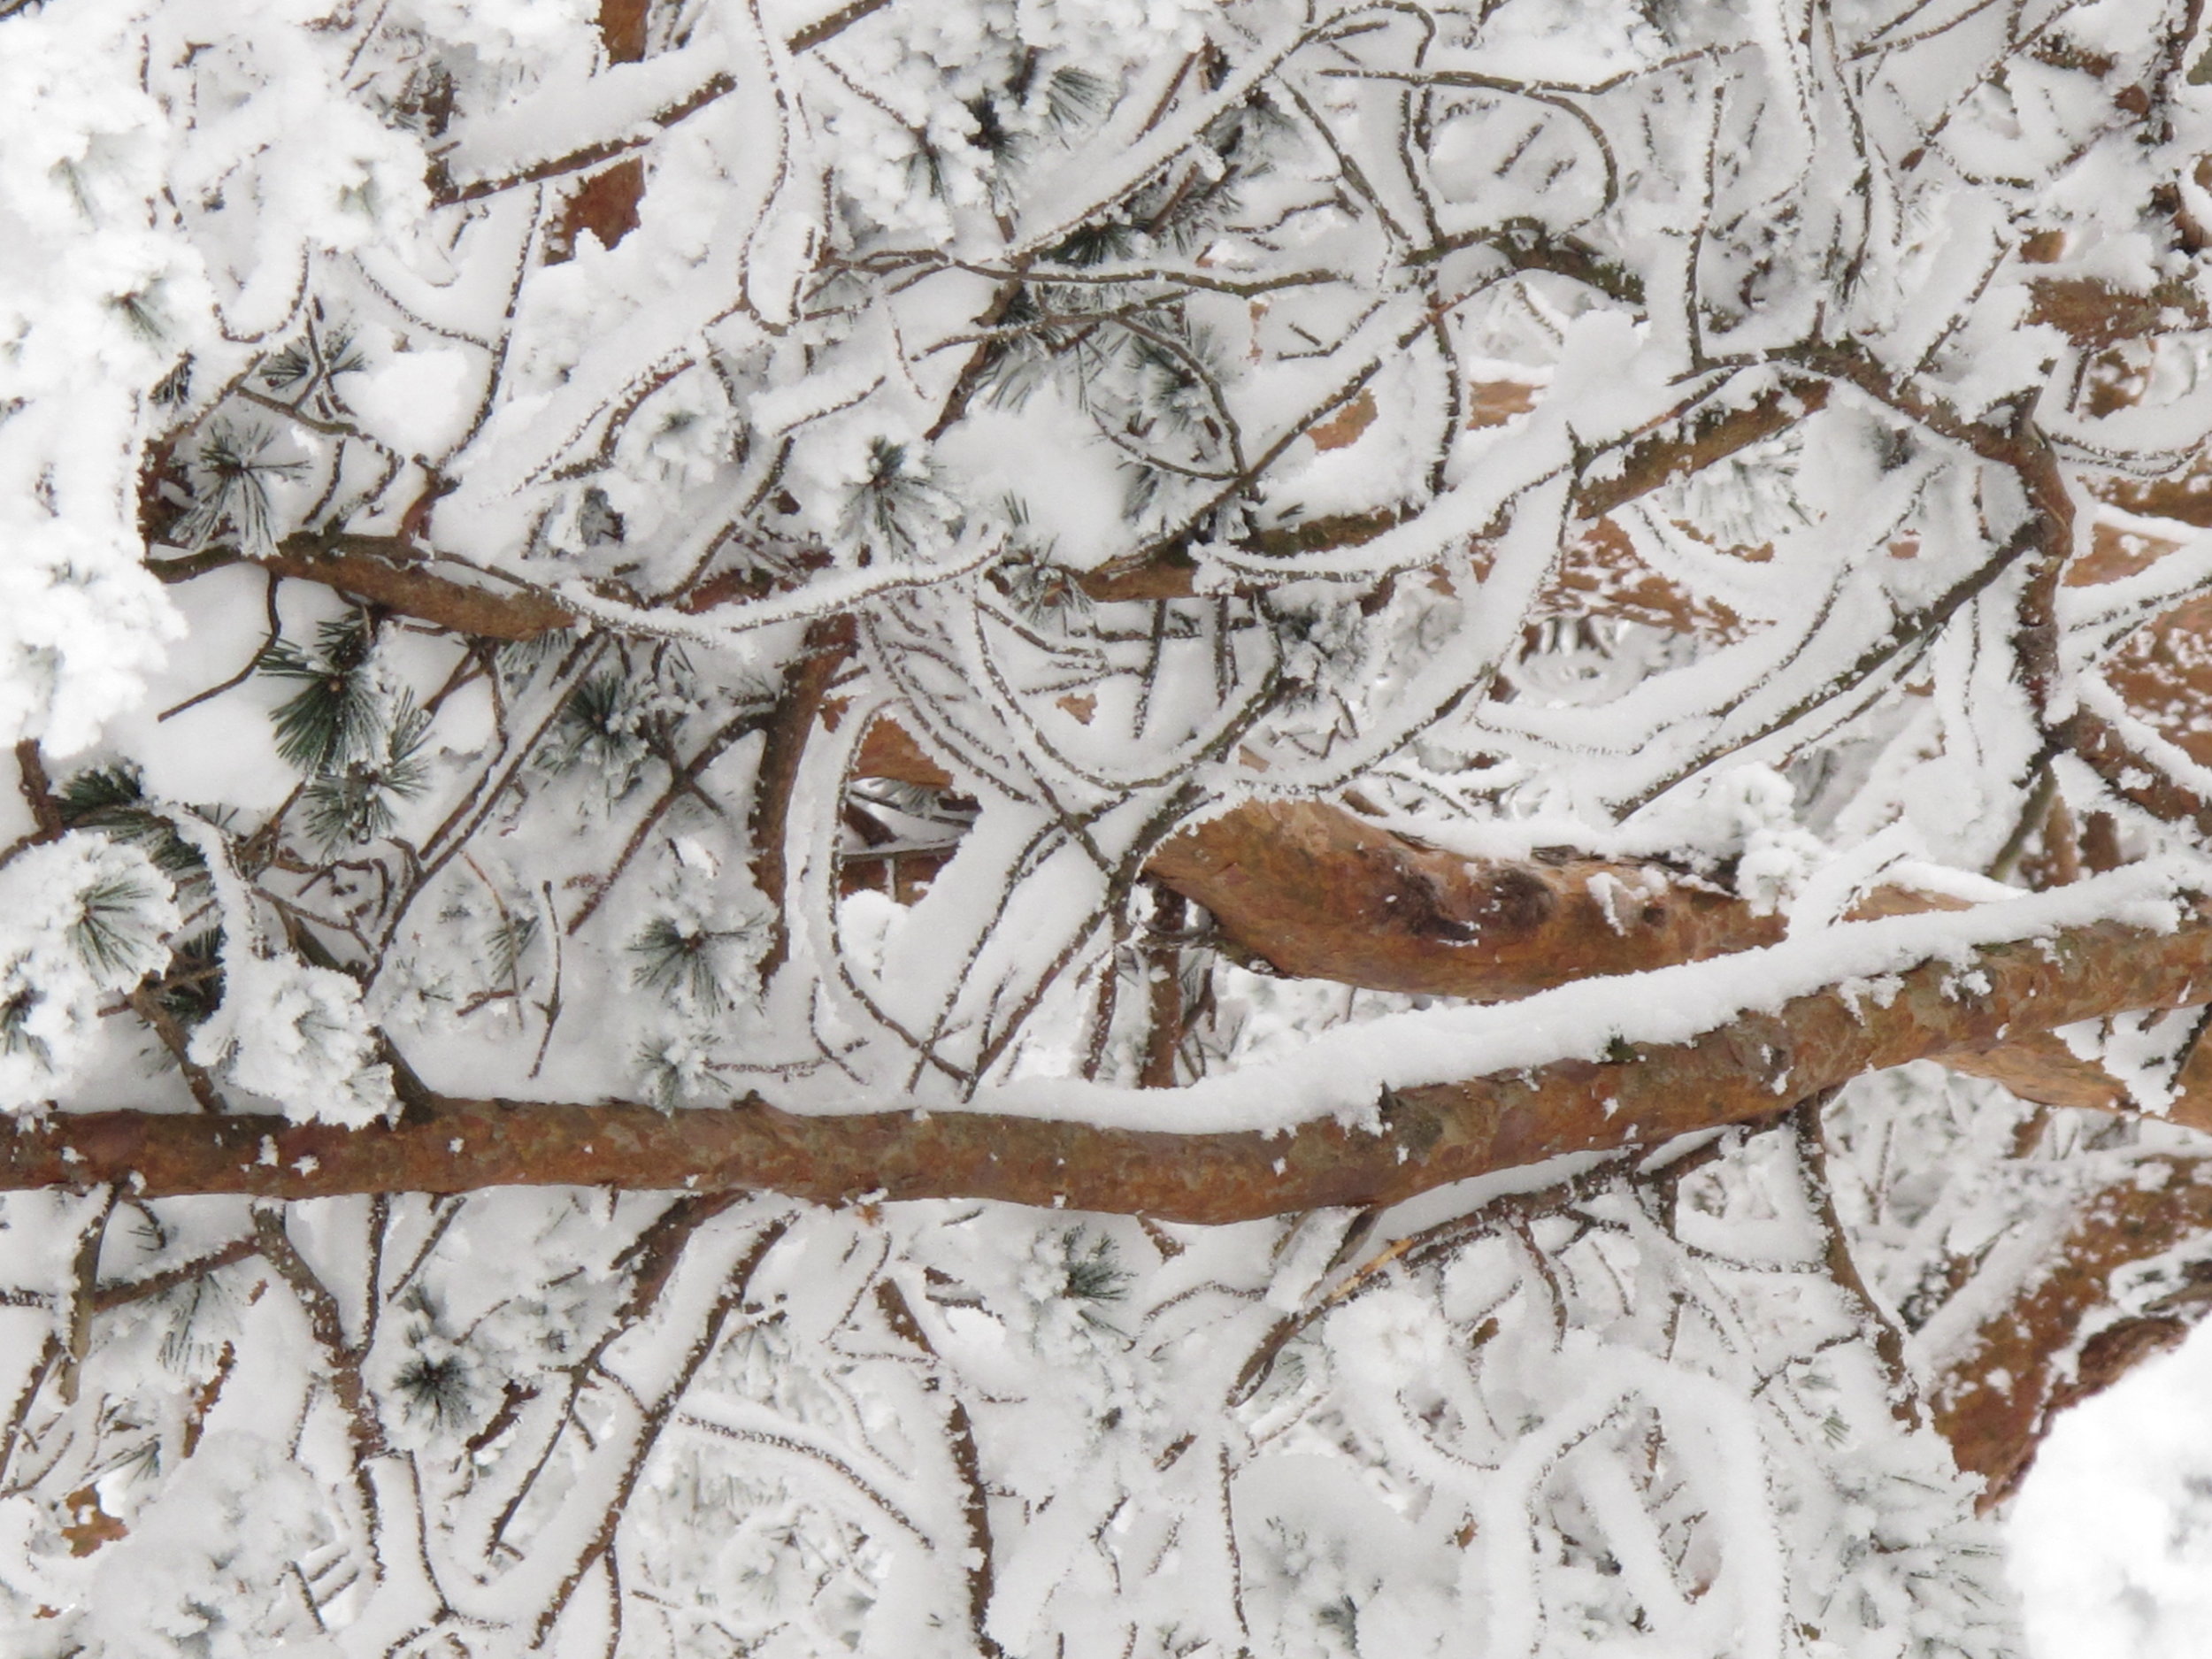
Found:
749,617 -> 856,976
855,715 -> 2141,1108
431,71 -> 739,208
1935,1152 -> 2212,1508
1077,374 -> 1831,603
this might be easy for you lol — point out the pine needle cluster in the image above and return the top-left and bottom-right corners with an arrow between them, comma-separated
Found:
391,1349 -> 474,1430
628,909 -> 765,1012
1060,1229 -> 1132,1305
258,613 -> 430,851
0,988 -> 41,1062
58,764 -> 206,880
67,871 -> 171,979
543,672 -> 651,785
259,613 -> 381,773
170,421 -> 307,556
300,698 -> 430,851
259,326 -> 365,394
840,438 -> 961,563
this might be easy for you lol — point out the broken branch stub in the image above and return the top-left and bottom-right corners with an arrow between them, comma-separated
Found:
1148,800 -> 1779,997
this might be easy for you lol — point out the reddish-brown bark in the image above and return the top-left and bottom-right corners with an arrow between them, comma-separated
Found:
545,0 -> 653,256
750,616 -> 857,976
554,159 -> 646,256
1148,799 -> 1779,996
12,900 -> 2212,1217
1935,1153 -> 2212,1508
246,538 -> 579,641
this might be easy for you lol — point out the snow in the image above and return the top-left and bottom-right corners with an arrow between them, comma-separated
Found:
1,0 -> 2210,1648
958,858 -> 2199,1134
435,41 -> 736,198
2012,1321 -> 2212,1658
0,837 -> 179,1114
332,339 -> 480,461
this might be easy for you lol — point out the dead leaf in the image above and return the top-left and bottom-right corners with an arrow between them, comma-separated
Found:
1467,380 -> 1539,429
1309,390 -> 1378,451
61,1486 -> 126,1557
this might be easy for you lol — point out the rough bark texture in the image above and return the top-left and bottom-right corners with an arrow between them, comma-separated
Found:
1936,1154 -> 2212,1508
257,538 -> 578,641
14,902 -> 2212,1218
1148,800 -> 1782,996
856,718 -> 2142,1110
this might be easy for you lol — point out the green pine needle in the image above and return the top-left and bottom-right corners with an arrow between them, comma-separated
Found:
1048,219 -> 1143,267
173,422 -> 307,555
260,613 -> 381,776
392,1350 -> 473,1428
56,765 -> 205,879
155,929 -> 224,1025
1061,1230 -> 1132,1304
67,873 -> 167,980
299,695 -> 430,852
0,988 -> 42,1062
488,910 -> 540,985
545,672 -> 649,782
629,913 -> 760,1010
259,328 -> 365,391
1044,65 -> 1110,127
58,764 -> 147,824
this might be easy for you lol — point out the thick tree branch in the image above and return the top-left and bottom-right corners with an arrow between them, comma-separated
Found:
856,718 -> 2134,1108
10,902 -> 2212,1217
157,537 -> 581,642
1148,799 -> 1779,996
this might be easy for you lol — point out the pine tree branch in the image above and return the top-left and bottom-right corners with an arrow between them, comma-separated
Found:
531,1212 -> 787,1643
13,741 -> 63,845
851,719 -> 2134,1110
1148,798 -> 1785,996
91,1235 -> 262,1312
749,616 -> 856,979
1076,376 -> 1832,603
158,536 -> 582,642
431,73 -> 740,208
7,899 -> 2212,1217
875,1278 -> 1003,1657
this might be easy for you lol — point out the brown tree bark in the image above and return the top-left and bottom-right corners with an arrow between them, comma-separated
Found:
15,897 -> 2212,1217
1148,798 -> 1781,994
1935,1151 -> 2212,1509
854,717 -> 2141,1110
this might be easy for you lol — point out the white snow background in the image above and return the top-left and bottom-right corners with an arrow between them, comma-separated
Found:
2014,1318 -> 2212,1655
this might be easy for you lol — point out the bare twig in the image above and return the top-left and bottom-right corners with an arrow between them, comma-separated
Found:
749,616 -> 856,979
875,1278 -> 1003,1656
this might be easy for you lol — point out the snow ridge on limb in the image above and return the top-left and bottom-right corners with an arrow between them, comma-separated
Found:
859,717 -> 2139,1107
11,875 -> 2212,1217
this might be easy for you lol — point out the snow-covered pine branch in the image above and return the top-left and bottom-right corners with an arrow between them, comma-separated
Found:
9,0 -> 2212,1650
